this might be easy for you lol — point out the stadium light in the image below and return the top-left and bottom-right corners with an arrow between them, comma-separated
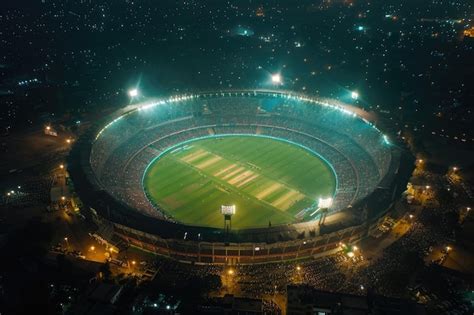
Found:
128,88 -> 139,98
318,197 -> 333,209
271,73 -> 282,85
221,205 -> 236,215
351,91 -> 359,100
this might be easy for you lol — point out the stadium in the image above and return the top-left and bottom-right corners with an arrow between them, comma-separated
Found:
69,90 -> 413,264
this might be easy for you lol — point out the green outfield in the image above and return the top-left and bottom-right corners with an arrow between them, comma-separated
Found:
143,136 -> 336,229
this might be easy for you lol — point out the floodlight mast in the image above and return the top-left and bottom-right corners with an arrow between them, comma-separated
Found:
318,197 -> 333,225
271,73 -> 282,85
128,88 -> 139,98
221,205 -> 236,233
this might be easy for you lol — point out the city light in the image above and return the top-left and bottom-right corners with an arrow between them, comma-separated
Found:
128,88 -> 139,97
271,73 -> 282,84
296,266 -> 301,271
227,269 -> 234,275
60,164 -> 64,169
351,91 -> 359,100
347,251 -> 355,258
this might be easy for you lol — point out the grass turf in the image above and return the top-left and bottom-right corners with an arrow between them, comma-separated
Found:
143,136 -> 336,229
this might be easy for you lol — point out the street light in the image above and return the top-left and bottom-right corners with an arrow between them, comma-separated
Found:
90,246 -> 95,251
446,246 -> 452,252
296,266 -> 301,271
60,164 -> 64,169
227,269 -> 234,275
351,91 -> 359,100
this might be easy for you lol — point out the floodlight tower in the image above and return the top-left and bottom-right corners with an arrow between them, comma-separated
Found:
271,73 -> 282,85
318,197 -> 333,225
221,205 -> 236,233
351,91 -> 359,100
128,88 -> 139,98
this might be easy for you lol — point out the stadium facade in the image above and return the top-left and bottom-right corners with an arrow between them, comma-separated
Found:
69,90 -> 413,264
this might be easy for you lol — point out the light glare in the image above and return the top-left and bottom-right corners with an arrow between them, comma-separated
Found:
128,88 -> 139,97
271,73 -> 282,84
